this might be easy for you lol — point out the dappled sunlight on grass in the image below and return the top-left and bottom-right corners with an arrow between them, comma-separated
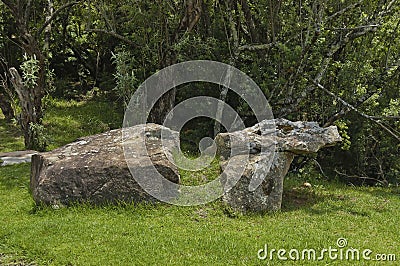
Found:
43,98 -> 123,150
283,175 -> 400,216
0,112 -> 24,153
177,155 -> 221,186
1,98 -> 123,152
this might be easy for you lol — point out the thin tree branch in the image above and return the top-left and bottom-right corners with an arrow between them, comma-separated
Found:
369,116 -> 400,120
85,29 -> 136,46
95,4 -> 115,32
37,1 -> 81,37
334,169 -> 388,186
240,0 -> 258,43
278,22 -> 380,117
238,42 -> 276,51
1,0 -> 18,18
1,0 -> 15,10
325,24 -> 380,31
326,0 -> 362,22
25,0 -> 32,24
312,159 -> 327,178
326,101 -> 400,127
380,0 -> 397,16
312,81 -> 400,142
275,0 -> 389,117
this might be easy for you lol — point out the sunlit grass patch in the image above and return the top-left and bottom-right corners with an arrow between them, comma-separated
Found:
0,113 -> 24,153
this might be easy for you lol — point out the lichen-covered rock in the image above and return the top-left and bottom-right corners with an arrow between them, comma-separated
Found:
221,152 -> 294,212
216,119 -> 341,212
30,124 -> 180,206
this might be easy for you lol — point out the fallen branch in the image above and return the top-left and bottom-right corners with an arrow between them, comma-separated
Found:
334,169 -> 388,186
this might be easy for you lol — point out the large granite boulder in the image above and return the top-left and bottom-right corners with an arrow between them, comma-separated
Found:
30,124 -> 180,206
216,119 -> 342,212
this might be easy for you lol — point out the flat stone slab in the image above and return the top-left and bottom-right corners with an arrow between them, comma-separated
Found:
216,118 -> 342,212
30,124 -> 180,206
0,150 -> 38,166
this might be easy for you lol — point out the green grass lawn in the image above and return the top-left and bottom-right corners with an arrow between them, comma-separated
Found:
0,99 -> 399,265
0,97 -> 123,153
0,117 -> 25,153
42,98 -> 123,150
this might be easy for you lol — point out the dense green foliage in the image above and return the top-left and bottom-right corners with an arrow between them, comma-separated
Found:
1,1 -> 399,183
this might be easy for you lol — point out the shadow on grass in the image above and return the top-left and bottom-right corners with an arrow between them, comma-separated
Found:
365,187 -> 400,198
281,185 -> 327,212
282,177 -> 400,217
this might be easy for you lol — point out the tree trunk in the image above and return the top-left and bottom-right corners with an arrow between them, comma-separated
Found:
149,0 -> 203,124
9,67 -> 43,150
149,42 -> 178,124
19,36 -> 46,151
268,0 -> 281,43
214,0 -> 239,136
148,90 -> 177,125
0,93 -> 14,121
1,0 -> 79,150
20,22 -> 46,150
44,0 -> 54,55
240,0 -> 259,43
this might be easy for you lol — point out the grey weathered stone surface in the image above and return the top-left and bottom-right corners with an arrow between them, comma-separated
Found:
0,150 -> 38,166
216,118 -> 342,212
30,124 -> 180,206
